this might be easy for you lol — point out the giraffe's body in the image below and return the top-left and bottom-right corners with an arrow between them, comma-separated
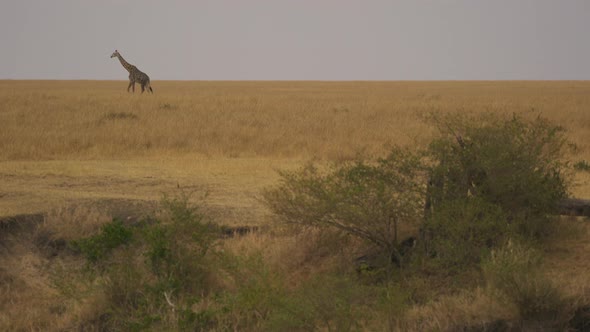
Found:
110,50 -> 153,93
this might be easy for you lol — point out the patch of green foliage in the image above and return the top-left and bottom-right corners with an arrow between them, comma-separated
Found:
263,147 -> 425,263
420,113 -> 571,271
423,197 -> 508,270
218,253 -> 407,331
71,219 -> 133,263
425,113 -> 570,243
143,193 -> 217,293
67,193 -> 221,331
574,160 -> 590,172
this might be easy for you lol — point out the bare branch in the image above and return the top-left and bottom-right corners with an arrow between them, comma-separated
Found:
164,291 -> 176,311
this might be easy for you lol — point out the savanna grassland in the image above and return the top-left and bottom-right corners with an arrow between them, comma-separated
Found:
1,80 -> 590,331
3,80 -> 590,215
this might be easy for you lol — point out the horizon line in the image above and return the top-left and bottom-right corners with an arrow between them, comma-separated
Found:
1,78 -> 589,82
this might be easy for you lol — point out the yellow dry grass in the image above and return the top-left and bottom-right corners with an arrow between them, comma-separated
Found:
2,80 -> 590,161
2,80 -> 590,217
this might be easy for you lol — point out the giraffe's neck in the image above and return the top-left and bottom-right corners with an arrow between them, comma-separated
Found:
116,54 -> 134,73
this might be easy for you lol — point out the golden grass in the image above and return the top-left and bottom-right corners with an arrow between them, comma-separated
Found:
3,80 -> 590,216
2,80 -> 590,161
401,288 -> 516,331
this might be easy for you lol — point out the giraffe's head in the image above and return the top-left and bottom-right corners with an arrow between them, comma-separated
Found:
110,50 -> 120,58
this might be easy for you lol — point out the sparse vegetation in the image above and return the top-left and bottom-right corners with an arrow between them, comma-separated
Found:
50,194 -> 223,330
482,241 -> 575,329
71,219 -> 133,263
159,103 -> 178,110
574,160 -> 590,171
100,111 -> 139,121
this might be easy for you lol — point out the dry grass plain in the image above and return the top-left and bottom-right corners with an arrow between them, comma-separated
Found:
1,80 -> 590,330
2,80 -> 590,218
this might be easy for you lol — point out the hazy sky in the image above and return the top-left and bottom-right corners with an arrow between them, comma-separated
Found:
1,1 -> 589,80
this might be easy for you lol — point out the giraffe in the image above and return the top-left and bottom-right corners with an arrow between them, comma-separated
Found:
110,50 -> 153,94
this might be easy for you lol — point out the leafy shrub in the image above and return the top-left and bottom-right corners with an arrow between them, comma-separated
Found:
68,193 -> 222,331
71,219 -> 132,263
424,197 -> 509,269
266,274 -> 373,332
143,193 -> 218,294
215,254 -> 406,331
265,274 -> 409,332
427,114 -> 568,243
263,148 -> 425,263
215,252 -> 287,331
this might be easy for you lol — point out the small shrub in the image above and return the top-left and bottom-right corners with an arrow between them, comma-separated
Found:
143,193 -> 218,294
71,219 -> 132,263
266,274 -> 379,332
177,308 -> 216,332
66,193 -> 222,331
425,112 -> 571,246
101,112 -> 138,121
424,197 -> 509,269
216,253 -> 287,331
370,282 -> 410,331
263,148 -> 425,264
217,254 -> 407,331
574,160 -> 590,172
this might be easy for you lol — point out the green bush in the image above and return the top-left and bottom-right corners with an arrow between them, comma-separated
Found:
143,193 -> 219,294
424,197 -> 509,269
263,148 -> 425,263
267,274 -> 394,332
71,219 -> 133,263
102,252 -> 162,331
215,254 -> 408,331
68,193 -> 222,331
426,113 -> 569,234
216,252 -> 287,331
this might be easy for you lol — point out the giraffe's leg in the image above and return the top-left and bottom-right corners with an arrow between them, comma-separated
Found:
127,81 -> 133,93
141,84 -> 145,94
